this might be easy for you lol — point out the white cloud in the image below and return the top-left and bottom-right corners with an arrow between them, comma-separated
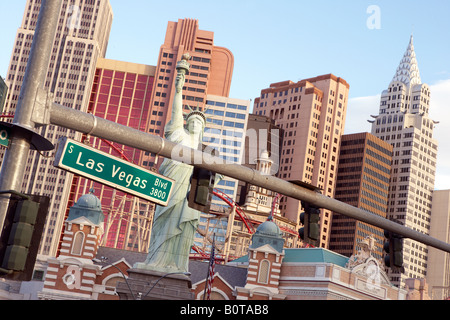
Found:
428,79 -> 450,190
345,94 -> 381,135
344,78 -> 450,191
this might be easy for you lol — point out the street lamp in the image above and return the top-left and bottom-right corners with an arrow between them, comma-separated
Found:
139,271 -> 191,300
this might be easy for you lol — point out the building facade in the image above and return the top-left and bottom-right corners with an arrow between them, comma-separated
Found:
135,19 -> 247,261
427,189 -> 450,299
141,18 -> 234,170
222,114 -> 287,260
253,74 -> 350,248
370,36 -> 438,287
193,95 -> 250,259
1,0 -> 113,256
39,191 -> 131,300
227,149 -> 298,260
65,58 -> 157,253
202,219 -> 411,300
329,132 -> 393,260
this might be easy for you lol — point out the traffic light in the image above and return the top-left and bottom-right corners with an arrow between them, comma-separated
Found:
188,167 -> 216,212
2,199 -> 39,271
0,194 -> 50,281
298,202 -> 321,245
383,230 -> 404,272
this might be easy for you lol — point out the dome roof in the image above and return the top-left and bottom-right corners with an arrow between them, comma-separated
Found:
67,189 -> 104,225
260,150 -> 269,160
250,218 -> 285,252
255,219 -> 282,238
73,192 -> 102,211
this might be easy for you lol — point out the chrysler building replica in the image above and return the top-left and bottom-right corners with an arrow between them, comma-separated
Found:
370,36 -> 438,287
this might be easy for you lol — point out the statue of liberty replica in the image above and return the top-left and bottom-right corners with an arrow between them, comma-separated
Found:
135,53 -> 207,274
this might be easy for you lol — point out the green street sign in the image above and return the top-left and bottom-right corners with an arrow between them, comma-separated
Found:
0,123 -> 11,148
54,137 -> 174,206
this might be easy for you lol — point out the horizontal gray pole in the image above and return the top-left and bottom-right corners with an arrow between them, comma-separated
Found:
50,102 -> 450,254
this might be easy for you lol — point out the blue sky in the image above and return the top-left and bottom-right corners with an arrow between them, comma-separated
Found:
1,1 -> 449,99
1,0 -> 450,188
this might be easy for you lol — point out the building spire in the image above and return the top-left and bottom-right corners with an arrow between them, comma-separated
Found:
391,35 -> 422,87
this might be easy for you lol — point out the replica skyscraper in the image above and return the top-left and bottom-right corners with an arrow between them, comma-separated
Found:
2,0 -> 113,256
370,36 -> 438,287
253,75 -> 350,249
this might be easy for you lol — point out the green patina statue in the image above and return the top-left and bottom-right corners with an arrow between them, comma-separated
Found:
135,53 -> 207,274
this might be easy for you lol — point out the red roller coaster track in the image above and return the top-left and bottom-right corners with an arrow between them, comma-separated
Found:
212,188 -> 256,234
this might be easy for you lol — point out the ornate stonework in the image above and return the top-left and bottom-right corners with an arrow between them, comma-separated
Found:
346,235 -> 377,269
346,235 -> 391,297
391,35 -> 421,87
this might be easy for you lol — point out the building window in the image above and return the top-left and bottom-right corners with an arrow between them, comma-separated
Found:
258,260 -> 270,284
72,231 -> 85,256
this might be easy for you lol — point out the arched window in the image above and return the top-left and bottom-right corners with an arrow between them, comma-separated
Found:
71,231 -> 85,256
258,260 -> 270,284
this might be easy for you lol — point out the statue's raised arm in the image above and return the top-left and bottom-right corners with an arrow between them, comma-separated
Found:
165,53 -> 191,136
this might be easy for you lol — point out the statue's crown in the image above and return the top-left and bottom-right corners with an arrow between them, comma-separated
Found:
185,104 -> 208,125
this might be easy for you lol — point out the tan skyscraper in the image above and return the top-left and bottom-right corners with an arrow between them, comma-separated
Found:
370,36 -> 438,287
329,132 -> 393,260
253,74 -> 350,248
1,0 -> 113,256
141,18 -> 234,169
427,189 -> 450,299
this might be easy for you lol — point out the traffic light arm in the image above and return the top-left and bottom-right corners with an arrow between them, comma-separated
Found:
0,190 -> 30,200
46,103 -> 450,254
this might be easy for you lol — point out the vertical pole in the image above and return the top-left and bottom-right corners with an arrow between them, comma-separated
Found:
224,205 -> 236,263
0,0 -> 61,233
203,233 -> 215,300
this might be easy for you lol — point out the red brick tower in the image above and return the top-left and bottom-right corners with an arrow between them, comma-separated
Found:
235,218 -> 286,300
39,191 -> 104,300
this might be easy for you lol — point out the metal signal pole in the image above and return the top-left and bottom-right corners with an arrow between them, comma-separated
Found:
47,102 -> 450,255
0,0 -> 60,234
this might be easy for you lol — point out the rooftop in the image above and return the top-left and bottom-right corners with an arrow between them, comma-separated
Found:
232,247 -> 349,268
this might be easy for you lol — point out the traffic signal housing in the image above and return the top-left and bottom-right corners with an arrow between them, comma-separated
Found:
188,167 -> 216,213
383,229 -> 404,272
0,194 -> 50,281
298,201 -> 321,246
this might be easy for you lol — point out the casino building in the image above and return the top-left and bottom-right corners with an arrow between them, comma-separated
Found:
2,194 -> 429,299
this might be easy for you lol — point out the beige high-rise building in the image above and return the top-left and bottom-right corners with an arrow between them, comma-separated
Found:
253,74 -> 350,248
427,190 -> 450,299
370,36 -> 438,287
141,18 -> 234,170
2,0 -> 113,256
